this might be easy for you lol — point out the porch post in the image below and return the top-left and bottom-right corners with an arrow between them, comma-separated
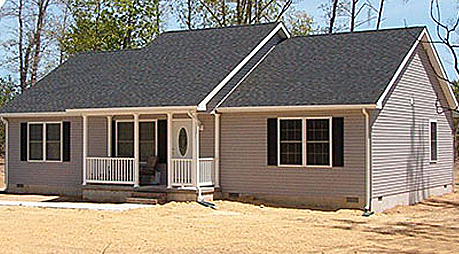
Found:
214,113 -> 220,188
191,113 -> 198,188
106,116 -> 112,157
167,113 -> 172,188
134,113 -> 140,187
82,115 -> 88,185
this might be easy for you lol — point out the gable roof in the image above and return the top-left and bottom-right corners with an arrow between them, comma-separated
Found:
218,27 -> 429,109
2,22 -> 279,113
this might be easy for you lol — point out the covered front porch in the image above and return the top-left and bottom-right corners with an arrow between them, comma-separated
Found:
79,109 -> 221,199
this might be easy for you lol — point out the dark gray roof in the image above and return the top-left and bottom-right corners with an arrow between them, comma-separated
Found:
220,27 -> 425,108
2,23 -> 278,113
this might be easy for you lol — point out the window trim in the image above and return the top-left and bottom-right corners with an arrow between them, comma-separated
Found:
277,117 -> 333,168
27,121 -> 63,163
429,119 -> 438,163
115,119 -> 158,161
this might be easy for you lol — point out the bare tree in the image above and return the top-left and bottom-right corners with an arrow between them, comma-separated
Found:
376,0 -> 384,30
329,0 -> 339,33
1,0 -> 57,91
350,0 -> 357,32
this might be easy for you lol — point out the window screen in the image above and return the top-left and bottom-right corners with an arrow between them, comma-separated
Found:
306,119 -> 330,166
279,119 -> 303,165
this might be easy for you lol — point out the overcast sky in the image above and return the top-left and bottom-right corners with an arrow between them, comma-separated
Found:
1,0 -> 459,80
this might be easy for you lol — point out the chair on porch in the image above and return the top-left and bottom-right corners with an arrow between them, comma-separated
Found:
140,156 -> 161,185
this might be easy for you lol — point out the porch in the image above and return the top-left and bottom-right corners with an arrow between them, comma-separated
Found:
80,110 -> 221,200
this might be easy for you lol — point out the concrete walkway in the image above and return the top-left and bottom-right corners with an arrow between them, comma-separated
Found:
0,200 -> 154,211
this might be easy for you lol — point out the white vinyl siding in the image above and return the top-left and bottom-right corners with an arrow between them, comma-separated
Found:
371,45 -> 454,198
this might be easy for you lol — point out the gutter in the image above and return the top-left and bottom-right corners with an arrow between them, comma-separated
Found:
361,108 -> 374,217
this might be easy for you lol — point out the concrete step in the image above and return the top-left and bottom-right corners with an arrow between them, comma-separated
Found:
125,197 -> 160,205
131,191 -> 167,199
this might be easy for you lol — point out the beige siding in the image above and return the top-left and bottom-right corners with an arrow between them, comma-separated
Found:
220,110 -> 366,199
198,114 -> 215,158
371,45 -> 454,198
88,116 -> 108,157
7,117 -> 83,187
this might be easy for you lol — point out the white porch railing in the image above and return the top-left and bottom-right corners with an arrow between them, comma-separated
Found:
198,158 -> 214,186
85,157 -> 135,184
171,158 -> 215,187
171,159 -> 193,186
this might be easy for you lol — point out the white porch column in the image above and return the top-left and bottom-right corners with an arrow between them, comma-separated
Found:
106,116 -> 112,157
214,113 -> 220,188
82,115 -> 88,185
134,113 -> 140,187
167,113 -> 172,188
191,113 -> 198,187
1,118 -> 8,188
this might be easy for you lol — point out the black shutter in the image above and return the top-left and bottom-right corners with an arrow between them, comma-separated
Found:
20,123 -> 27,161
63,122 -> 71,161
267,118 -> 278,166
332,117 -> 344,167
111,120 -> 116,157
158,120 -> 167,163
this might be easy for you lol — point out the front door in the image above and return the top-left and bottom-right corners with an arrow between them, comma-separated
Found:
172,119 -> 192,159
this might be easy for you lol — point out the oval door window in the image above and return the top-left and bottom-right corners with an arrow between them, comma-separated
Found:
178,127 -> 188,156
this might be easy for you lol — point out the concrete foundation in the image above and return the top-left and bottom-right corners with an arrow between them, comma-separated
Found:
371,184 -> 452,212
6,184 -> 82,197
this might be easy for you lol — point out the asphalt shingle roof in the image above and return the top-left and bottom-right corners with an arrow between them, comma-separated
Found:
2,23 -> 278,113
220,27 -> 425,108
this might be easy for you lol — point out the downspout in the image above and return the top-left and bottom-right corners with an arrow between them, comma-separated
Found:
187,112 -> 203,200
361,108 -> 374,216
1,117 -> 8,190
188,111 -> 218,209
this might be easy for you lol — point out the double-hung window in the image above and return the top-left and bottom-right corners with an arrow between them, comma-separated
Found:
279,119 -> 303,165
277,117 -> 334,167
306,119 -> 332,166
28,122 -> 62,162
116,120 -> 157,163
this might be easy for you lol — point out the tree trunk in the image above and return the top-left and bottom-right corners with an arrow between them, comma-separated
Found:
376,0 -> 384,30
30,0 -> 50,86
18,0 -> 26,91
329,0 -> 338,34
350,0 -> 357,32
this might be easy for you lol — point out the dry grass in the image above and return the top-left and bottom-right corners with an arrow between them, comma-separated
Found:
0,162 -> 457,253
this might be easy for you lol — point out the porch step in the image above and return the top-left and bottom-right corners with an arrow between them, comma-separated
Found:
131,191 -> 167,199
125,197 -> 161,205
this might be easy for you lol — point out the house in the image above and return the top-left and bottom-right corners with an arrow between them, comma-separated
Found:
0,22 -> 456,212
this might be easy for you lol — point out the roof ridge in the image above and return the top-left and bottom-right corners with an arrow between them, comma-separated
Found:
163,22 -> 279,35
291,26 -> 426,39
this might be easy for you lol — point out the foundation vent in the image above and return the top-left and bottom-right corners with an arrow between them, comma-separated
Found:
228,193 -> 239,199
346,197 -> 359,203
16,183 -> 24,188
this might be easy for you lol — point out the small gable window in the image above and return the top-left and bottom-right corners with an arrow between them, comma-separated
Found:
430,120 -> 438,162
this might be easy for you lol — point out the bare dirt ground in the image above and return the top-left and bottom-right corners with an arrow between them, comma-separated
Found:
0,164 -> 457,253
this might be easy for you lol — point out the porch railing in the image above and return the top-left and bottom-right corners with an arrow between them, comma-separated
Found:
198,158 -> 214,186
85,157 -> 135,184
171,158 -> 193,186
171,158 -> 215,187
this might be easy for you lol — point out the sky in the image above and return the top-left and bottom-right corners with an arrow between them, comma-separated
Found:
1,0 -> 459,80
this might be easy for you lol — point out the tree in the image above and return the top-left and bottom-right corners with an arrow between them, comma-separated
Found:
171,0 -> 304,30
0,76 -> 17,155
329,0 -> 338,33
60,0 -> 163,55
0,0 -> 58,91
286,10 -> 313,36
376,0 -> 384,30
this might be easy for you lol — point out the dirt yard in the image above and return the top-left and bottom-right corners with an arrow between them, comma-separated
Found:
0,164 -> 457,253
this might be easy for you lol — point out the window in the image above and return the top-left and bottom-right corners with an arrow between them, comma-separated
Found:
275,117 -> 335,167
28,122 -> 62,161
279,119 -> 303,165
117,122 -> 134,157
178,127 -> 188,156
140,122 -> 156,162
306,119 -> 331,166
430,120 -> 438,162
116,120 -> 157,162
